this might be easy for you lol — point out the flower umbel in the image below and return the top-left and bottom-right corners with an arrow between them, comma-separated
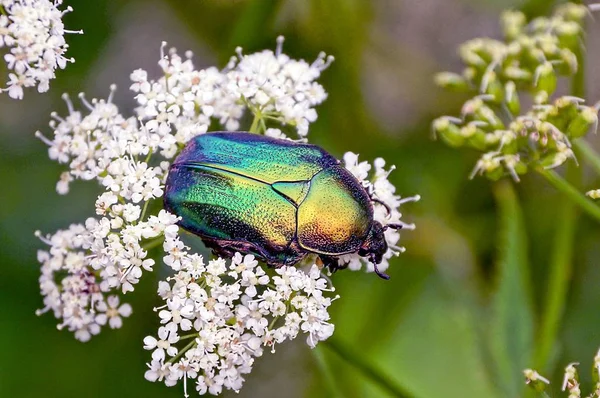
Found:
0,0 -> 82,99
433,4 -> 599,181
35,38 -> 418,396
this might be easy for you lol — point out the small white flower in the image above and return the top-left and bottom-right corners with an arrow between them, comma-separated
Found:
143,323 -> 180,361
95,295 -> 132,329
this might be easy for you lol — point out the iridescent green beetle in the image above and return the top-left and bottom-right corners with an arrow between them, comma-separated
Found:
164,132 -> 402,279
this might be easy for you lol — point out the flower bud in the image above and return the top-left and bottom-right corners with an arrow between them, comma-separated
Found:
557,48 -> 578,75
433,117 -> 464,147
534,62 -> 557,96
461,122 -> 488,150
501,10 -> 526,41
588,190 -> 600,200
434,72 -> 469,91
534,90 -> 549,105
505,81 -> 520,116
556,3 -> 587,23
482,71 -> 504,103
556,21 -> 582,52
567,107 -> 598,139
504,66 -> 532,82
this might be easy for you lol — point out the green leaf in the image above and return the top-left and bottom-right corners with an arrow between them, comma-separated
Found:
488,181 -> 535,396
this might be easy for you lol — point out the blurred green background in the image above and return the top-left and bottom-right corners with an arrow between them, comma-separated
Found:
2,0 -> 600,397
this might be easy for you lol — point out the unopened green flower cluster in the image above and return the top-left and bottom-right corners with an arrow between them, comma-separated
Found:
433,3 -> 599,181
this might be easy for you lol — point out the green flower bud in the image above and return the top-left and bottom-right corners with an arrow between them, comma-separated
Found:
503,65 -> 532,82
557,48 -> 578,75
481,71 -> 504,103
555,3 -> 587,23
587,190 -> 600,200
534,90 -> 549,105
534,62 -> 557,95
485,167 -> 505,181
567,106 -> 599,139
462,122 -> 489,150
540,146 -> 573,169
505,81 -> 520,116
463,67 -> 477,82
501,10 -> 526,41
556,21 -> 582,52
477,105 -> 504,130
434,72 -> 470,91
459,42 -> 487,67
529,17 -> 550,35
433,117 -> 464,147
524,369 -> 550,393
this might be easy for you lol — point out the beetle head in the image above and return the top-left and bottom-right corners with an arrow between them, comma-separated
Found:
358,221 -> 389,279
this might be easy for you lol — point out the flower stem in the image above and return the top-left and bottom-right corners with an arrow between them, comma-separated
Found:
574,140 -> 600,176
249,112 -> 262,134
312,347 -> 342,398
142,237 -> 164,251
536,168 -> 600,222
533,163 -> 578,370
324,339 -> 412,397
0,6 -> 6,16
168,339 -> 197,364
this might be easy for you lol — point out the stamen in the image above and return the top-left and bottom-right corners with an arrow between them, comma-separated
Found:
50,111 -> 66,123
235,46 -> 243,59
35,131 -> 54,146
275,36 -> 284,56
61,92 -> 75,114
78,92 -> 94,111
108,84 -> 117,104
399,194 -> 421,205
35,230 -> 53,245
160,41 -> 167,60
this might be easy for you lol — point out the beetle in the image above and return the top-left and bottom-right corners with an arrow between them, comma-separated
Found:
163,131 -> 403,279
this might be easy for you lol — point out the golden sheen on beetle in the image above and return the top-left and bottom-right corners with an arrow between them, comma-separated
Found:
164,132 -> 403,279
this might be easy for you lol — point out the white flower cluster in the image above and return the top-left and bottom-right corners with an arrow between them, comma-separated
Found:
35,224 -> 134,342
0,0 -> 82,99
341,152 -> 420,273
144,246 -> 336,396
224,36 -> 332,137
35,38 -> 416,396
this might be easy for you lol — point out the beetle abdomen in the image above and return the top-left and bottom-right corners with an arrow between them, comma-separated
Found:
297,165 -> 372,255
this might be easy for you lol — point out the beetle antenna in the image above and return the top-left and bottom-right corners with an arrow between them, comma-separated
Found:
371,197 -> 392,217
384,222 -> 416,231
383,223 -> 403,231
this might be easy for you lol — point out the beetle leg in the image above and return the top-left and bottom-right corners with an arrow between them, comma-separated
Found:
369,253 -> 390,280
319,255 -> 345,274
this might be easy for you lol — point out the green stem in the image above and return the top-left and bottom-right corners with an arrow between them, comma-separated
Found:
167,340 -> 197,364
0,5 -> 6,16
142,237 -> 165,251
312,347 -> 342,398
533,163 -> 578,370
324,339 -> 412,397
574,140 -> 600,176
536,168 -> 600,222
139,199 -> 151,223
259,118 -> 267,134
249,112 -> 261,134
